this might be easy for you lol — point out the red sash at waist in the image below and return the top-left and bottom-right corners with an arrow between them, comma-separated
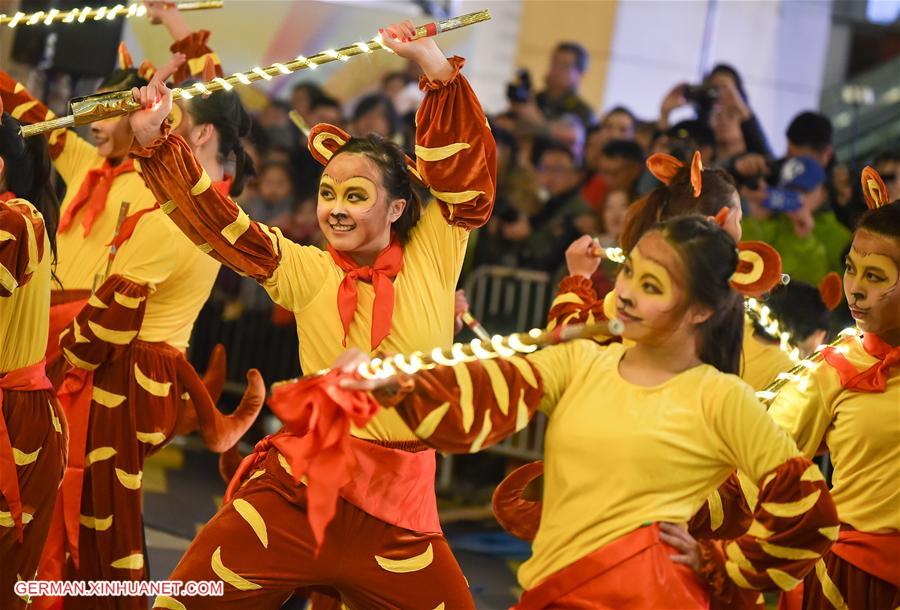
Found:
337,436 -> 440,534
0,359 -> 53,541
832,526 -> 900,588
230,434 -> 441,535
516,523 -> 708,610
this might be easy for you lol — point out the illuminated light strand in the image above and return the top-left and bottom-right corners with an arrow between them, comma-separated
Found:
353,322 -> 605,381
21,9 -> 492,137
591,243 -> 625,263
745,297 -> 803,363
755,327 -> 861,404
1,1 -> 219,27
279,322 -> 608,384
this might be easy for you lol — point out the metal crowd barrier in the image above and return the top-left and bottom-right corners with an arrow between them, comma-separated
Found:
438,265 -> 555,490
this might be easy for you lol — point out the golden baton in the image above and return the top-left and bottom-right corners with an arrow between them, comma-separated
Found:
20,9 -> 492,138
1,2 -> 222,28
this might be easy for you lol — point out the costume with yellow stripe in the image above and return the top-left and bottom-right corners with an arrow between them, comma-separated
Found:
0,199 -> 67,610
133,56 -> 495,610
36,192 -> 259,610
373,338 -> 838,608
769,169 -> 900,610
0,30 -> 222,388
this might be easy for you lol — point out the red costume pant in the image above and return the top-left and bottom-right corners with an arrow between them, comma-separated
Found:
1,388 -> 67,610
39,342 -> 189,610
153,449 -> 474,610
783,537 -> 900,610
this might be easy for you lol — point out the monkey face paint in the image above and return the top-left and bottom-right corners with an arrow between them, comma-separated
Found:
316,152 -> 404,257
844,229 -> 900,336
614,232 -> 688,344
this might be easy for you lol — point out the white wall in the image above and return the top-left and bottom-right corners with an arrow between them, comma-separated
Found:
602,0 -> 833,156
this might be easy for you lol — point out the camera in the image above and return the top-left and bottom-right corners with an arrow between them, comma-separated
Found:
506,69 -> 532,104
683,84 -> 719,117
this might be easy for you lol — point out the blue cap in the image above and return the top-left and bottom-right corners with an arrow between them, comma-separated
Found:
778,156 -> 826,192
763,187 -> 803,212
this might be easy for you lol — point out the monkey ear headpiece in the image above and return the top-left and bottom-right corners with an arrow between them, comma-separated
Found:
861,166 -> 890,210
707,206 -> 784,297
646,152 -> 683,185
117,41 -> 156,82
730,241 -> 783,297
307,123 -> 427,188
646,151 -> 703,197
818,272 -> 843,311
118,42 -> 133,71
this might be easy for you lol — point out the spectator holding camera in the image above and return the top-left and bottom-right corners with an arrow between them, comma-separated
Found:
658,64 -> 771,165
513,42 -> 595,130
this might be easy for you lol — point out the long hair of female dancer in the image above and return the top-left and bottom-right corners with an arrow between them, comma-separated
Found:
652,215 -> 744,374
0,112 -> 60,256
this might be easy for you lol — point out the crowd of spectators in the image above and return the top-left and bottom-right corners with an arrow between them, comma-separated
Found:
223,39 -> 895,328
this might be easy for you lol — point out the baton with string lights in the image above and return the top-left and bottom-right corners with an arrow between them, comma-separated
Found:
1,1 -> 222,28
20,9 -> 492,138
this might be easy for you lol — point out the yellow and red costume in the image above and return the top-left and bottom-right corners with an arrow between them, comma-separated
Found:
25,35 -> 261,610
0,198 -> 68,610
128,56 -> 495,609
0,31 -> 221,387
374,338 -> 839,608
769,331 -> 900,609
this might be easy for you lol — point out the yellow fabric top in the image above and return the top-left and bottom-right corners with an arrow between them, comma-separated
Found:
264,201 -> 465,441
110,209 -> 219,349
768,335 -> 899,533
53,133 -> 158,291
0,199 -> 51,371
520,340 -> 800,589
741,317 -> 794,391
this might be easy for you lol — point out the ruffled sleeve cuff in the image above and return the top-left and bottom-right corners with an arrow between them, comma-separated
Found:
129,121 -> 172,159
418,56 -> 466,91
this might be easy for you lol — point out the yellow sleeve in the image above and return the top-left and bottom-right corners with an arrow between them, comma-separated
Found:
52,128 -> 101,188
108,212 -> 179,290
526,340 -> 589,416
407,201 -> 468,288
766,370 -> 833,459
261,233 -> 333,311
702,377 -> 801,482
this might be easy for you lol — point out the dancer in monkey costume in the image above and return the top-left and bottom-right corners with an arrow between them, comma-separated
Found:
0,11 -> 223,387
771,168 -> 900,609
125,19 -> 495,610
0,102 -> 68,610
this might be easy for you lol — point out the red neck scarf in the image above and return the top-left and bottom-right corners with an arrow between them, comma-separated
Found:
0,191 -> 16,203
327,237 -> 403,350
107,205 -> 158,250
213,175 -> 233,197
823,333 -> 900,393
106,175 -> 233,251
59,159 -> 135,237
